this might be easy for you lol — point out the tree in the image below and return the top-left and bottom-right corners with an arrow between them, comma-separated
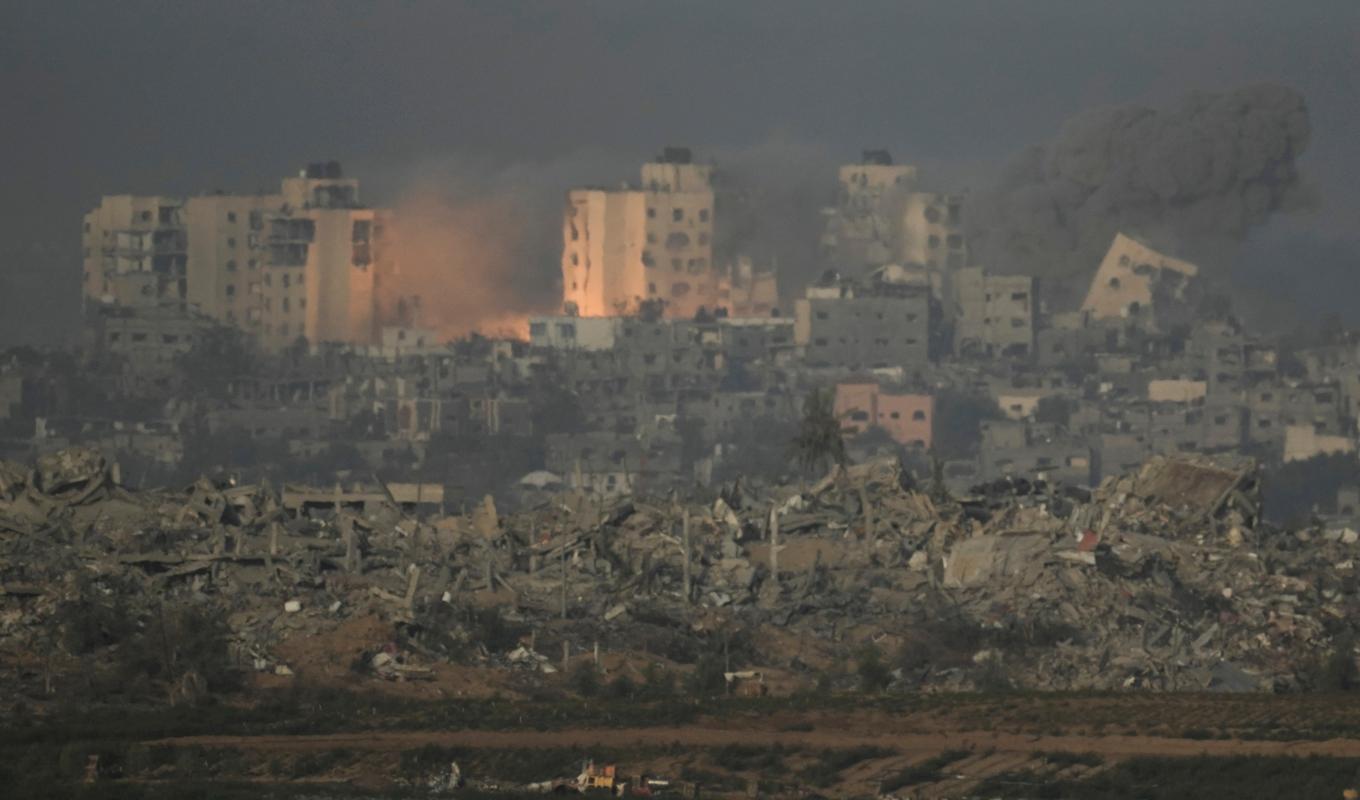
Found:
792,388 -> 846,475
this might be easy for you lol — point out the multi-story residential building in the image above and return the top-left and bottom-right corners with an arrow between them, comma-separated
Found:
794,270 -> 931,370
185,192 -> 282,338
822,150 -> 918,269
821,150 -> 968,274
82,195 -> 187,306
1080,233 -> 1198,331
90,162 -> 391,353
834,380 -> 933,448
899,192 -> 966,270
561,148 -> 718,320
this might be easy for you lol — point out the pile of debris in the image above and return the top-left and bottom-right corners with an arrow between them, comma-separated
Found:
0,446 -> 1353,696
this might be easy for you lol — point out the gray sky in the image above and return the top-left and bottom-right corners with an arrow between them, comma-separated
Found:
2,0 -> 1357,344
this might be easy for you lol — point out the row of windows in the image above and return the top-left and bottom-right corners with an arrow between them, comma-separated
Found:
848,409 -> 929,422
814,310 -> 921,323
646,207 -> 710,222
812,337 -> 921,347
107,332 -> 189,345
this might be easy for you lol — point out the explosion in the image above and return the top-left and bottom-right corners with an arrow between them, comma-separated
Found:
382,189 -> 554,342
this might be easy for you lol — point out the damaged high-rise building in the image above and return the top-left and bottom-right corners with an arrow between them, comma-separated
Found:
560,148 -> 777,321
84,162 -> 394,352
820,150 -> 968,273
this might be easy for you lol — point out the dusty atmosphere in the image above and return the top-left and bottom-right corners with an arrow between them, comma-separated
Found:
4,2 -> 1360,799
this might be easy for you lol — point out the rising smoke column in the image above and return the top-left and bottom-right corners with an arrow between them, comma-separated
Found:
373,151 -> 634,340
971,84 -> 1311,307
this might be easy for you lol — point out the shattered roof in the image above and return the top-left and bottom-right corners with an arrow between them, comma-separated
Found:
1128,455 -> 1255,515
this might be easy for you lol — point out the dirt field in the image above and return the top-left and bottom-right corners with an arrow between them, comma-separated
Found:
157,723 -> 1360,758
147,698 -> 1360,798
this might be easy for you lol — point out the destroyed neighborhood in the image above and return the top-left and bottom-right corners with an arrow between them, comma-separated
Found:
2,30 -> 1359,795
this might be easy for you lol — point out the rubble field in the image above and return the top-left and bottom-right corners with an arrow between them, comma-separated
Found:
4,443 -> 1355,705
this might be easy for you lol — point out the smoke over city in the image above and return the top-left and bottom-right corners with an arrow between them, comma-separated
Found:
972,84 -> 1313,305
372,151 -> 633,339
369,140 -> 837,331
709,139 -> 836,295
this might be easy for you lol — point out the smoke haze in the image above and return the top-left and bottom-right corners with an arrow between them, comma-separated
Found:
972,84 -> 1313,306
3,2 -> 1359,342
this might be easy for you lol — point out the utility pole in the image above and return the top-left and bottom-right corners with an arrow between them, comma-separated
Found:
681,508 -> 692,604
769,504 -> 779,585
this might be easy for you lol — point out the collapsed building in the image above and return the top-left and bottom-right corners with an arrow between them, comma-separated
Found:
1,443 -> 1353,702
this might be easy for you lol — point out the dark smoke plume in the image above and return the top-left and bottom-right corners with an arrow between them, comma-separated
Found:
971,84 -> 1311,307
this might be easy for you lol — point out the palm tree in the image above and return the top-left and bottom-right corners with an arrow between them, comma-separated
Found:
792,387 -> 846,476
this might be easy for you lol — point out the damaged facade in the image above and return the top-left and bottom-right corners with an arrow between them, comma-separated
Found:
86,162 -> 394,353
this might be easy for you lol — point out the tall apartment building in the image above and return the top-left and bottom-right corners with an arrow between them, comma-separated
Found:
822,150 -> 917,269
185,192 -> 281,340
89,162 -> 391,352
899,192 -> 967,270
82,196 -> 188,306
561,148 -> 718,320
821,151 -> 968,273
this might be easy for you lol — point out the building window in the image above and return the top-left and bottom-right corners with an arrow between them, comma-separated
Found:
672,208 -> 683,222
140,211 -> 152,222
647,207 -> 656,219
282,297 -> 290,312
248,259 -> 257,269
298,298 -> 306,309
282,273 -> 291,288
108,332 -> 121,343
648,282 -> 657,295
699,208 -> 710,222
227,211 -> 237,223
912,410 -> 926,420
226,260 -> 237,272
225,284 -> 236,297
227,237 -> 236,248
131,332 -> 147,342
